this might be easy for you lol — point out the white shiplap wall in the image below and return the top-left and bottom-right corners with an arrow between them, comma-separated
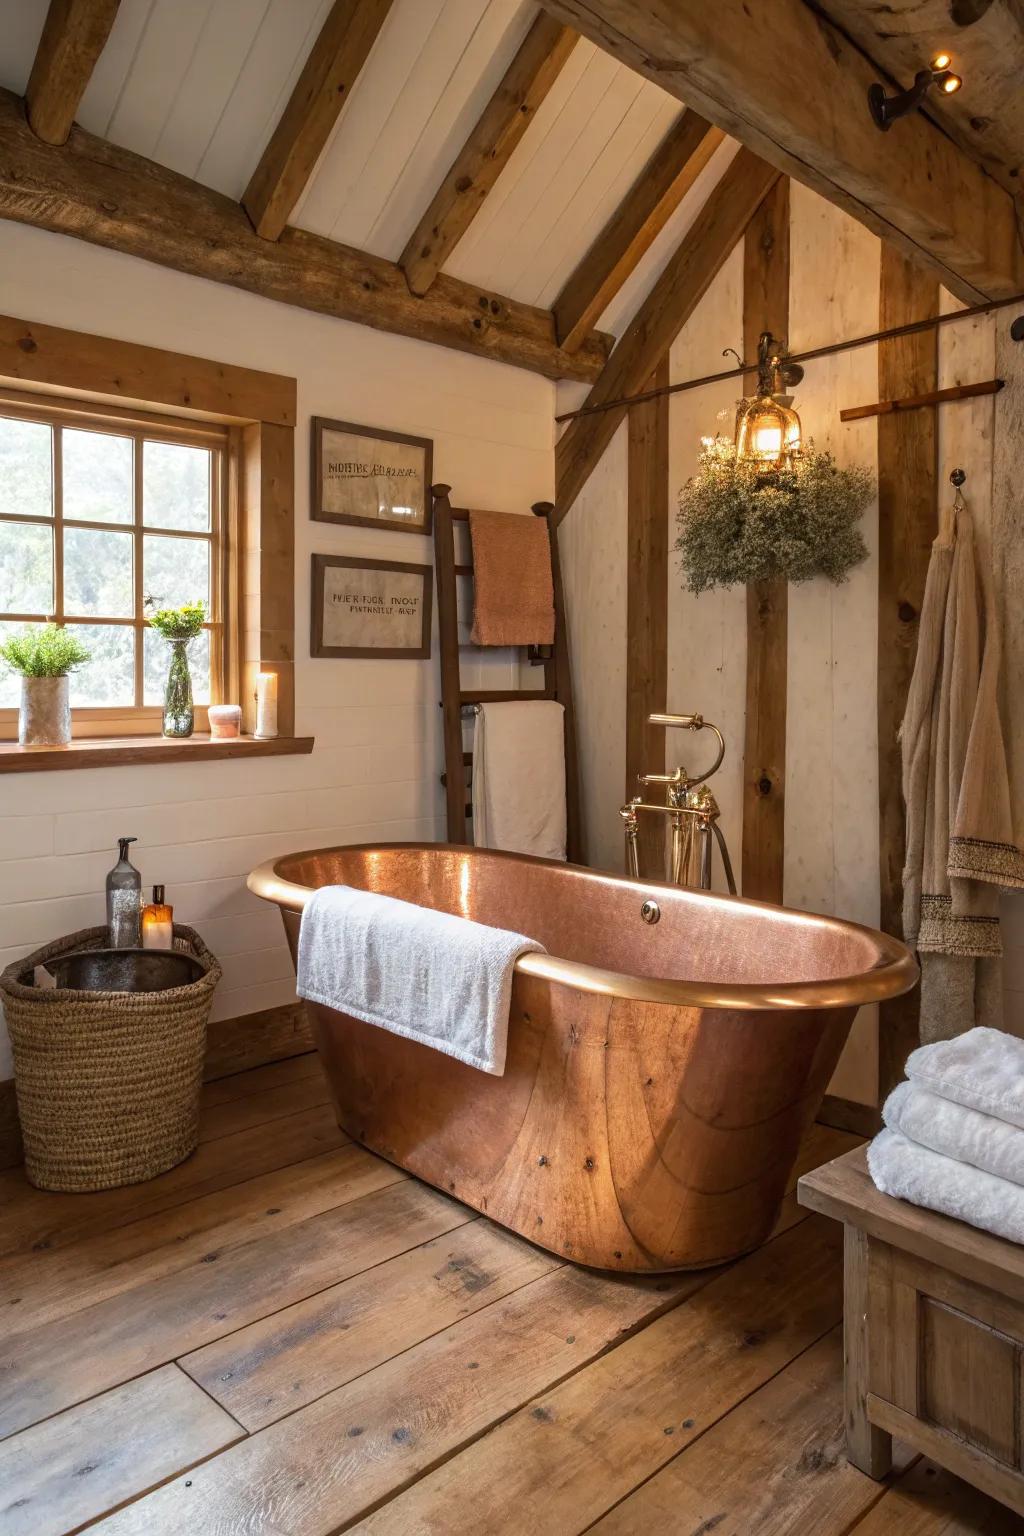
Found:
0,221 -> 554,1075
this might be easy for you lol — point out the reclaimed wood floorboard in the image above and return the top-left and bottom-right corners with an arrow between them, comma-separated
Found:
3,1066 -> 1002,1535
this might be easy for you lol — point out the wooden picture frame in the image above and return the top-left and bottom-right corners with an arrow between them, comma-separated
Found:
311,417 -> 433,534
311,555 -> 433,660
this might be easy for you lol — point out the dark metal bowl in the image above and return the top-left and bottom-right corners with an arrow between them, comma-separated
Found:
37,948 -> 206,993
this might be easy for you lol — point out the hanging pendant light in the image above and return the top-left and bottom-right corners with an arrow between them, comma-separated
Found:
734,332 -> 803,468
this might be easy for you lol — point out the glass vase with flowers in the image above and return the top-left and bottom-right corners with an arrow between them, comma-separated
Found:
146,600 -> 206,738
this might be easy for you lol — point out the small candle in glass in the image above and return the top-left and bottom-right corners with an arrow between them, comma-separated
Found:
208,704 -> 242,739
255,673 -> 278,739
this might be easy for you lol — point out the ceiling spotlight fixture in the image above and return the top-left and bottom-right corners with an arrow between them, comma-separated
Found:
868,53 -> 962,131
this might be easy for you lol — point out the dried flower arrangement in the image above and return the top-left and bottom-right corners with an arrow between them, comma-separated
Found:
676,436 -> 874,595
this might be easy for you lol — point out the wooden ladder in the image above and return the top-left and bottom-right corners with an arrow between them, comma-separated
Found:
432,484 -> 583,862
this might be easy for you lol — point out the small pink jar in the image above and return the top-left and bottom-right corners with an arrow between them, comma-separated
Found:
208,704 -> 242,739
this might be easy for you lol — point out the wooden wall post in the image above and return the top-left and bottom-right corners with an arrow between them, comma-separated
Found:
741,177 -> 790,903
625,357 -> 669,873
877,244 -> 938,1100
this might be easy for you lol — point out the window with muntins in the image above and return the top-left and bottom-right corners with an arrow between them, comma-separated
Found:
0,398 -> 227,733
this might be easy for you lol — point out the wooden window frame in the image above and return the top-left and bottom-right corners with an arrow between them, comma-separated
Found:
0,390 -> 229,738
0,313 -> 308,770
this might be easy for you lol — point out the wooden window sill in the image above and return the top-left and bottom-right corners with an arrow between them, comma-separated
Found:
0,734 -> 315,773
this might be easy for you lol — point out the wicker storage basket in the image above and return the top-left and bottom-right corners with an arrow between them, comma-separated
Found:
1,924 -> 221,1192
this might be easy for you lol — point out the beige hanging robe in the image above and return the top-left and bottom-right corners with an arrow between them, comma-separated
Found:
900,501 -> 1024,1041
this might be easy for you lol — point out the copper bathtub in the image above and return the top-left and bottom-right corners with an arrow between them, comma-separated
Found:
248,844 -> 916,1272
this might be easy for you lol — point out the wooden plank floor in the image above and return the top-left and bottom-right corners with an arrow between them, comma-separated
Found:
0,1054 -> 1012,1535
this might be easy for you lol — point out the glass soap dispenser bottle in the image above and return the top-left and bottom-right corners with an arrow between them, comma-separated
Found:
142,885 -> 174,950
106,836 -> 142,949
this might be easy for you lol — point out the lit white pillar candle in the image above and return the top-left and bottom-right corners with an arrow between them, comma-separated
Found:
255,672 -> 278,739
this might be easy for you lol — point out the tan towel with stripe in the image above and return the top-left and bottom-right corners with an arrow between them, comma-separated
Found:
469,509 -> 555,647
901,502 -> 1024,1040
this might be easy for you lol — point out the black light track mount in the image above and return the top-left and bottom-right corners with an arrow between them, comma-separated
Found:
868,55 -> 962,132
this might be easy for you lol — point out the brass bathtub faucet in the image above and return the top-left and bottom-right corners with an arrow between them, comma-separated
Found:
620,713 -> 737,894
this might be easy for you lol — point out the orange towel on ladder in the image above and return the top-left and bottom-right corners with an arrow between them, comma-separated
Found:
468,509 -> 556,647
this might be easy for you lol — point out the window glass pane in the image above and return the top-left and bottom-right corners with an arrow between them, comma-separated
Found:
0,522 -> 53,614
67,624 -> 135,707
144,626 -> 210,706
143,441 -> 211,531
64,526 -> 134,617
0,417 -> 52,518
63,428 -> 133,524
0,621 -> 26,707
143,534 -> 209,613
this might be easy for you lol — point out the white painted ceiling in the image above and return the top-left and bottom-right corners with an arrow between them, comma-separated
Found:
0,0 -> 738,338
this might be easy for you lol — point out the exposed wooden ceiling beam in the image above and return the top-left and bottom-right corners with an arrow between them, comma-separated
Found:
0,89 -> 611,385
540,0 -> 1023,303
25,0 -> 122,146
400,13 -> 578,297
554,148 -> 781,524
553,110 -> 724,353
819,0 -> 1024,198
243,0 -> 396,242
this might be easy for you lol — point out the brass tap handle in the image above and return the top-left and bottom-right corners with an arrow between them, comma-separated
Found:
640,767 -> 685,787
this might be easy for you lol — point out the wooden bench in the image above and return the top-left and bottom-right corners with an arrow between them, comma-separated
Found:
799,1145 -> 1024,1518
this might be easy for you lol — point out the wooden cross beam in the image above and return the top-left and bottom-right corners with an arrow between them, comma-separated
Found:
540,0 -> 1023,303
555,147 -> 781,523
243,0 -> 397,242
0,88 -> 611,385
554,111 -> 725,354
25,0 -> 122,146
399,13 -> 578,297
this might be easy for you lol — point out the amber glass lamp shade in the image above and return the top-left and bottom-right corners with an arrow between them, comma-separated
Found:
735,395 -> 802,467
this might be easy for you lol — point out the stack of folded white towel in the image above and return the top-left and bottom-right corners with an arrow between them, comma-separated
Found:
869,1026 -> 1024,1245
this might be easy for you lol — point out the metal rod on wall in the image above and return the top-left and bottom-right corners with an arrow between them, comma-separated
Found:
554,289 -> 1024,425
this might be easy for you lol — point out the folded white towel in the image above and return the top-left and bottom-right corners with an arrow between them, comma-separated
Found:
906,1025 -> 1024,1130
884,1079 -> 1024,1187
868,1127 -> 1024,1245
472,700 -> 567,861
296,884 -> 544,1076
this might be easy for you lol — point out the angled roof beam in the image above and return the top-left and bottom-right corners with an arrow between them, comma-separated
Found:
553,110 -> 724,354
400,13 -> 578,297
540,0 -> 1023,303
0,89 -> 611,384
25,0 -> 122,146
555,148 -> 781,523
243,0 -> 396,243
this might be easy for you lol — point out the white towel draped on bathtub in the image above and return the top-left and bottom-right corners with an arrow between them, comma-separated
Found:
295,884 -> 545,1076
868,1128 -> 1024,1246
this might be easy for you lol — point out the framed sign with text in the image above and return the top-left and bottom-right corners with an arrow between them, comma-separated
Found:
311,555 -> 433,660
311,417 -> 433,534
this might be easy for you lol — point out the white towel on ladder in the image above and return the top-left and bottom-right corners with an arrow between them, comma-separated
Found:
472,700 -> 567,860
295,884 -> 544,1075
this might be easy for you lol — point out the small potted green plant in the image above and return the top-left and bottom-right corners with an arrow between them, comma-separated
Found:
0,624 -> 91,747
146,600 -> 206,738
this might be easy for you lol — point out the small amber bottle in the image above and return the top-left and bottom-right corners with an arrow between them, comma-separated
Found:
141,884 -> 174,950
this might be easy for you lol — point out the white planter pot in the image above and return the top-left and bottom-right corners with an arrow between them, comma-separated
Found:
19,675 -> 71,747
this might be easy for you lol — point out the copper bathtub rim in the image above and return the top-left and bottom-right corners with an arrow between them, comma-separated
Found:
248,842 -> 918,1012
248,842 -> 917,1011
